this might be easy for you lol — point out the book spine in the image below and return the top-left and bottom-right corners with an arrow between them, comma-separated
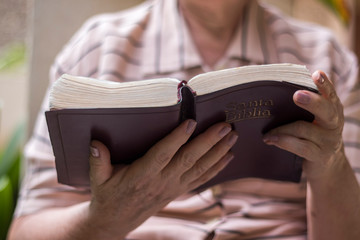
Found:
45,111 -> 69,184
179,84 -> 196,122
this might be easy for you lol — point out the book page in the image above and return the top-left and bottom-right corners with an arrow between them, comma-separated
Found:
49,75 -> 181,109
188,63 -> 317,96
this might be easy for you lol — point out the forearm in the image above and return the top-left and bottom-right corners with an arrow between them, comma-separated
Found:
7,201 -> 126,240
307,155 -> 360,240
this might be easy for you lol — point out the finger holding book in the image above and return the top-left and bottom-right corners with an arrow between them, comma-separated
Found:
87,120 -> 236,237
295,70 -> 343,130
263,70 -> 345,180
163,123 -> 237,189
128,119 -> 198,179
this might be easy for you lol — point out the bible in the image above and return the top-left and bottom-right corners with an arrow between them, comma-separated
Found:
45,63 -> 318,189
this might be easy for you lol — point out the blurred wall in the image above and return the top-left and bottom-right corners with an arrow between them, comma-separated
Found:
0,0 -> 27,47
0,0 -> 29,147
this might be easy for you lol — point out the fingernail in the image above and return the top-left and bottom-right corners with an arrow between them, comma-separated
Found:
312,71 -> 320,80
222,153 -> 234,164
90,146 -> 100,158
263,134 -> 278,144
186,119 -> 197,134
295,91 -> 311,104
313,71 -> 324,84
227,133 -> 238,146
219,126 -> 232,138
318,75 -> 324,84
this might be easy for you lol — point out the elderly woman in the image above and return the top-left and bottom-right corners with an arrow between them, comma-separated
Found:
8,0 -> 360,239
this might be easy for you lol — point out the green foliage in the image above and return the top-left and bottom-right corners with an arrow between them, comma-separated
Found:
0,122 -> 25,178
317,0 -> 351,25
0,176 -> 13,240
0,122 -> 25,240
0,43 -> 26,72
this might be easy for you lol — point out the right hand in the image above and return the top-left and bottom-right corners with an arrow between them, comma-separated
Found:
86,119 -> 238,239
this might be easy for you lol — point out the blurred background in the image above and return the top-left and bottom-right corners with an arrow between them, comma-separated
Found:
0,0 -> 358,239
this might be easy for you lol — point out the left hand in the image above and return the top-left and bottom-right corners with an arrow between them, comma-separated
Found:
263,70 -> 345,181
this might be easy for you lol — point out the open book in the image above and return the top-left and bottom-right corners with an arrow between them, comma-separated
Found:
46,63 -> 317,189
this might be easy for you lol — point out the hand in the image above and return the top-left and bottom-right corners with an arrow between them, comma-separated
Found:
263,70 -> 346,181
86,120 -> 238,239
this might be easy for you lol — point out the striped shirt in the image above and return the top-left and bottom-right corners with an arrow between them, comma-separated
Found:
15,0 -> 360,239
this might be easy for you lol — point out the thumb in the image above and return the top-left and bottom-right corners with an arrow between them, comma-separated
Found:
89,140 -> 113,186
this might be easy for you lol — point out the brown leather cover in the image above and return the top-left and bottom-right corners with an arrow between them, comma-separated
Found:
45,81 -> 315,189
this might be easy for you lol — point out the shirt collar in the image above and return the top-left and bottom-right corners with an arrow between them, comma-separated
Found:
142,0 -> 279,76
222,1 -> 279,66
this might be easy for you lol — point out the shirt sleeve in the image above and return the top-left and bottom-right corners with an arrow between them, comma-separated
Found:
338,50 -> 360,183
328,37 -> 360,183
